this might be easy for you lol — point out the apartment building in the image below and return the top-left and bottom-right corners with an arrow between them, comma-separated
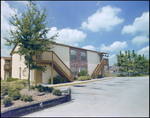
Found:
1,57 -> 12,80
2,42 -> 109,85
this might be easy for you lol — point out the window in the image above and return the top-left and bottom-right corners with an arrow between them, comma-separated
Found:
20,55 -> 22,61
19,67 -> 21,79
81,67 -> 87,71
71,50 -> 77,60
71,67 -> 77,76
81,52 -> 86,60
22,68 -> 27,76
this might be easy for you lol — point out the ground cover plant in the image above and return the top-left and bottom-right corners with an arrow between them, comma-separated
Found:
76,69 -> 91,81
48,76 -> 67,84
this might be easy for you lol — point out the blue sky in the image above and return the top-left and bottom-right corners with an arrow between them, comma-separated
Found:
1,1 -> 149,66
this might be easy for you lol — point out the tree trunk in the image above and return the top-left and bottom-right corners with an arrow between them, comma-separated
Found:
28,63 -> 30,91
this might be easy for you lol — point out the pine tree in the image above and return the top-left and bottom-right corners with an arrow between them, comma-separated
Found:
4,1 -> 58,91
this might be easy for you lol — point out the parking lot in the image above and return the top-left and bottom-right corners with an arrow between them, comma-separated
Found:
23,76 -> 149,117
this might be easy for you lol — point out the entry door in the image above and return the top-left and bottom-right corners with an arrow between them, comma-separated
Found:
37,70 -> 42,83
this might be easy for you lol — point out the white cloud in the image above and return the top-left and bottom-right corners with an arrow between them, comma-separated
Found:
82,45 -> 96,51
100,41 -> 128,52
81,5 -> 124,32
96,1 -> 100,6
47,27 -> 87,46
109,54 -> 117,66
1,48 -> 12,57
122,12 -> 149,35
137,46 -> 149,58
1,1 -> 19,57
16,1 -> 28,6
132,35 -> 149,45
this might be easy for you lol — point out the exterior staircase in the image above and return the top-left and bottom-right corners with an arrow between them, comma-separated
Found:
34,51 -> 74,82
91,58 -> 108,79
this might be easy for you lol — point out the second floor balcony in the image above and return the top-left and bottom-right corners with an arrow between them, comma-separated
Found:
4,63 -> 11,70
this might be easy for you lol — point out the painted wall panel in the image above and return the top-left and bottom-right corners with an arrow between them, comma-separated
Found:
87,51 -> 100,75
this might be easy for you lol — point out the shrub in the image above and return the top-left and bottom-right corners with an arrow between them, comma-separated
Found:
15,79 -> 27,86
1,86 -> 9,96
97,74 -> 102,78
77,75 -> 91,81
6,77 -> 18,82
78,69 -> 88,77
30,85 -> 35,90
74,76 -> 78,80
48,76 -> 67,84
48,87 -> 54,93
37,85 -> 45,92
8,89 -> 21,100
3,97 -> 12,107
11,90 -> 21,100
20,94 -> 33,102
52,89 -> 62,96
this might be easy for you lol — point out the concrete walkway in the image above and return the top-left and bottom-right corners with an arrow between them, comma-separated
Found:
23,76 -> 149,117
42,77 -> 114,87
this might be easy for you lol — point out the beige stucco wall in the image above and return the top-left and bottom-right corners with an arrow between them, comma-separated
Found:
41,44 -> 70,84
49,44 -> 70,68
1,58 -> 5,80
12,46 -> 30,80
42,64 -> 59,84
87,51 -> 100,75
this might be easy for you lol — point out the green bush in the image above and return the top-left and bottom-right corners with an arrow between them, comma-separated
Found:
11,91 -> 21,100
16,79 -> 27,86
52,89 -> 62,96
48,87 -> 54,93
78,69 -> 88,77
77,75 -> 91,81
8,89 -> 21,100
30,85 -> 35,90
3,97 -> 12,107
6,77 -> 18,82
1,86 -> 9,96
74,76 -> 78,80
48,76 -> 67,84
97,74 -> 102,78
20,94 -> 33,102
37,85 -> 45,92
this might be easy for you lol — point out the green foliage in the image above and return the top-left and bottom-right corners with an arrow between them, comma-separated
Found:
97,74 -> 102,78
48,76 -> 67,84
8,89 -> 21,100
4,1 -> 58,91
30,85 -> 35,90
78,69 -> 88,77
52,89 -> 62,96
37,85 -> 53,93
77,75 -> 91,81
37,85 -> 45,92
47,87 -> 54,93
116,50 -> 149,76
20,94 -> 33,102
1,87 -> 9,96
3,97 -> 13,107
6,77 -> 18,82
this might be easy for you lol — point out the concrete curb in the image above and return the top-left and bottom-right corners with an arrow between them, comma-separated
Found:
1,88 -> 71,117
42,77 -> 115,88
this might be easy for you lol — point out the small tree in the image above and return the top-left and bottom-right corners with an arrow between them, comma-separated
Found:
4,1 -> 58,91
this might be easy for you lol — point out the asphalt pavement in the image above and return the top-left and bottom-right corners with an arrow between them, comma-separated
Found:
22,76 -> 149,117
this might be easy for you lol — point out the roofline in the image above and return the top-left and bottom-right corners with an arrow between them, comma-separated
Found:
10,40 -> 109,55
1,56 -> 12,60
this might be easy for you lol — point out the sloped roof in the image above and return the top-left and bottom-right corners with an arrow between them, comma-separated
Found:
105,64 -> 119,71
1,56 -> 11,60
10,40 -> 109,55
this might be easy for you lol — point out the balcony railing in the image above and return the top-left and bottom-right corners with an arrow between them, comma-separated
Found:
4,64 -> 11,70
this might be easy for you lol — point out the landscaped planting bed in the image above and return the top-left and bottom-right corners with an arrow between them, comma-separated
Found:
1,78 -> 68,115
